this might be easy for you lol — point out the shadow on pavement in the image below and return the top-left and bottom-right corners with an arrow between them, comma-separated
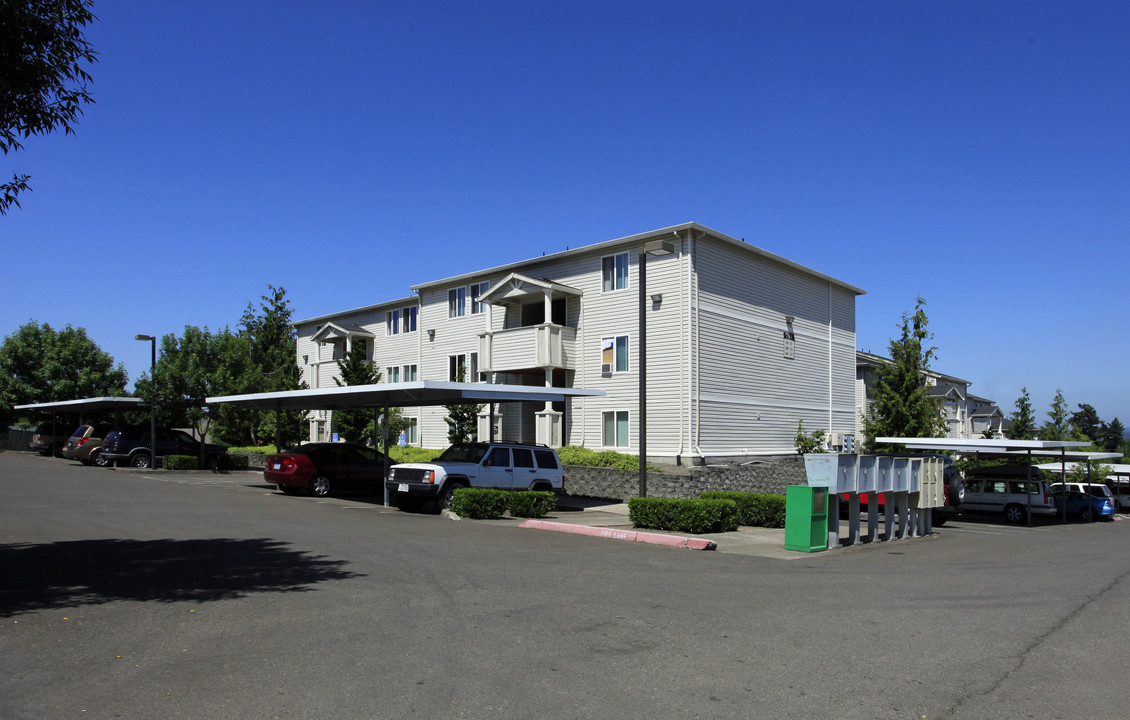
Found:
0,537 -> 361,616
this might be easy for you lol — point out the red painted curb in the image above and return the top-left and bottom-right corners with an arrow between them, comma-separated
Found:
519,520 -> 717,551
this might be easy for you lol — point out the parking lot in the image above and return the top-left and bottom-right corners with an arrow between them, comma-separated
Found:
4,451 -> 1130,719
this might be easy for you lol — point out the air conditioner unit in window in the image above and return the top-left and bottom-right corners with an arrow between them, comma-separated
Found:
601,363 -> 613,374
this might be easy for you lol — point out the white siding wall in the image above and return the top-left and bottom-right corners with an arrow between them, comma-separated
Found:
693,239 -> 856,455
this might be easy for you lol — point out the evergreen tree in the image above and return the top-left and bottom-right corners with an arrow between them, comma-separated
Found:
862,297 -> 947,452
1008,387 -> 1036,440
444,369 -> 484,444
331,340 -> 385,445
221,285 -> 306,447
1070,403 -> 1102,443
1041,388 -> 1072,441
1102,418 -> 1125,453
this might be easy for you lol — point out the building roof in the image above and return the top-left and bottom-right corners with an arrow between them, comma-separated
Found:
207,381 -> 604,411
411,222 -> 867,296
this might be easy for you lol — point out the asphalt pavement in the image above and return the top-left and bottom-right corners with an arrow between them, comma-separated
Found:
5,451 -> 1130,720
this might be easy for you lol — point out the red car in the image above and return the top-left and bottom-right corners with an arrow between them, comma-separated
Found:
264,443 -> 396,497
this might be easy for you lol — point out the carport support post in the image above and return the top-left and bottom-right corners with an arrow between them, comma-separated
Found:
382,404 -> 390,508
1026,450 -> 1033,527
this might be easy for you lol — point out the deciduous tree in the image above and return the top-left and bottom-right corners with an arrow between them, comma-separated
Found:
0,320 -> 126,426
1,0 -> 98,214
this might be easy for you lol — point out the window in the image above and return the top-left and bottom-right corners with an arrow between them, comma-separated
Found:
448,287 -> 467,318
602,252 -> 629,292
484,447 -> 511,467
449,354 -> 467,382
387,306 -> 418,335
403,364 -> 417,382
449,354 -> 483,382
534,449 -> 559,469
602,410 -> 629,448
386,366 -> 400,383
471,281 -> 490,315
513,448 -> 534,468
601,335 -> 629,373
404,418 -> 417,444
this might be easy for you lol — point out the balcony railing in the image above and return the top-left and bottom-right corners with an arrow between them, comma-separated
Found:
479,325 -> 577,373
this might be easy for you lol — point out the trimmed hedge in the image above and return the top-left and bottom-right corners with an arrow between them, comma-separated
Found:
627,497 -> 740,534
449,488 -> 510,519
507,491 -> 557,518
700,491 -> 786,528
448,488 -> 559,519
164,455 -> 197,470
215,453 -> 248,471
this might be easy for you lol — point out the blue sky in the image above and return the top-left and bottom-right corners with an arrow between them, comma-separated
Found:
4,1 -> 1128,428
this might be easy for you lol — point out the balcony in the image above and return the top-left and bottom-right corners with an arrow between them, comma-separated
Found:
479,324 -> 577,373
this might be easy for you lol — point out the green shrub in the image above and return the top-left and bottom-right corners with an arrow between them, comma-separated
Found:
627,497 -> 739,534
507,491 -> 557,518
389,446 -> 444,463
696,490 -> 786,524
215,454 -> 249,471
700,491 -> 786,528
164,455 -> 197,470
449,488 -> 509,519
556,445 -> 660,471
225,445 -> 277,455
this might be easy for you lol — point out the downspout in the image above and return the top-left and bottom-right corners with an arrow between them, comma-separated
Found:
689,230 -> 703,463
677,230 -> 686,462
828,282 -> 834,437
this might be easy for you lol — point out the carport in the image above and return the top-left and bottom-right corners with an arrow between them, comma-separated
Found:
205,380 -> 605,505
876,437 -> 1103,525
1033,457 -> 1129,510
13,397 -> 147,452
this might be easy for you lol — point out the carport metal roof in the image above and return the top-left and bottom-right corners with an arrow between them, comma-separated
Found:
875,437 -> 1090,453
205,381 -> 604,411
14,397 -> 146,412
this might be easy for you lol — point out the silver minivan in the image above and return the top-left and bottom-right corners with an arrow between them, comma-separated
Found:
964,466 -> 1057,524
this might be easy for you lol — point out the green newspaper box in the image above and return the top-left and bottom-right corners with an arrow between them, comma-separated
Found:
784,485 -> 829,553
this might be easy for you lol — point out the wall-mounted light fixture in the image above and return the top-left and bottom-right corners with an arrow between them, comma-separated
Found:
427,329 -> 436,340
302,355 -> 309,364
650,293 -> 663,305
785,315 -> 795,325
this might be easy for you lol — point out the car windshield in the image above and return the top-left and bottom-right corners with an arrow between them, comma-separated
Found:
437,444 -> 488,463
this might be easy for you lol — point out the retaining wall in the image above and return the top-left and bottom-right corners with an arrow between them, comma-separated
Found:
564,457 -> 808,501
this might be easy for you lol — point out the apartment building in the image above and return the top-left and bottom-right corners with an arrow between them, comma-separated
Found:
295,222 -> 864,464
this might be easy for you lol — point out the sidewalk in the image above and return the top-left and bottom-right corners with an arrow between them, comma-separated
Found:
501,495 -> 805,560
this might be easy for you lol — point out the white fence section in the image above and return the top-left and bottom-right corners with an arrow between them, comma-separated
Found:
804,454 -> 945,546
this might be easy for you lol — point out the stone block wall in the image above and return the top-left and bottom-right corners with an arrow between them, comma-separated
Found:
564,458 -> 809,501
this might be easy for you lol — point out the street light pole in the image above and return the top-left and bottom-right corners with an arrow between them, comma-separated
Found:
135,334 -> 156,469
637,238 -> 675,498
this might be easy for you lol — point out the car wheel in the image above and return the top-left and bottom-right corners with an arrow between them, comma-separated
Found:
1079,507 -> 1096,523
310,475 -> 332,497
948,476 -> 966,505
131,453 -> 152,469
92,451 -> 109,468
438,482 -> 465,511
1003,504 -> 1027,524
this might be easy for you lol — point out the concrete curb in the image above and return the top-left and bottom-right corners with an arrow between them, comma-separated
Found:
518,519 -> 717,551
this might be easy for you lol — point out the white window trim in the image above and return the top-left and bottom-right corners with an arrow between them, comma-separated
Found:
601,252 -> 630,293
602,410 -> 630,448
470,281 -> 490,315
600,335 -> 630,374
449,287 -> 468,318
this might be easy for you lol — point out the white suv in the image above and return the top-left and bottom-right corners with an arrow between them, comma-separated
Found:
386,442 -> 565,510
963,474 -> 1057,524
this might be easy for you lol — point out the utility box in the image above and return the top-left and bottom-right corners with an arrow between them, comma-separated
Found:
785,485 -> 829,553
